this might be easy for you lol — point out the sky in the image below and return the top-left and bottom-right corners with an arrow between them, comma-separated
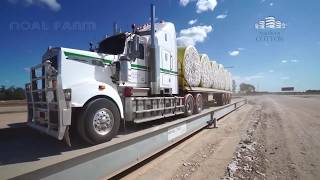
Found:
0,0 -> 319,91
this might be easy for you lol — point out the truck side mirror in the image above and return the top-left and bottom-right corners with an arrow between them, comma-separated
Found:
128,35 -> 140,61
132,35 -> 139,52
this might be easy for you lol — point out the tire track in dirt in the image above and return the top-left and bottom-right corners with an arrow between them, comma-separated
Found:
223,97 -> 301,180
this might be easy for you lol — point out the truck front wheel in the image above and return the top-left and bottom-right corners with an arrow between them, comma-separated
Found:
78,98 -> 120,145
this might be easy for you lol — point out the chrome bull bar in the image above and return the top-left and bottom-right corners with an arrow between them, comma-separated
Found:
25,61 -> 71,143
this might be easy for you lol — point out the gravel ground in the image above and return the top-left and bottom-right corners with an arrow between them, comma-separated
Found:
123,95 -> 320,180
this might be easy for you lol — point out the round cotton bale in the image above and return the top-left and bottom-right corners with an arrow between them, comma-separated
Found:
210,61 -> 218,89
228,72 -> 233,91
199,54 -> 211,88
177,46 -> 201,87
223,69 -> 229,90
216,64 -> 224,89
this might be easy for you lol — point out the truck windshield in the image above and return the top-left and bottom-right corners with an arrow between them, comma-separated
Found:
98,33 -> 126,55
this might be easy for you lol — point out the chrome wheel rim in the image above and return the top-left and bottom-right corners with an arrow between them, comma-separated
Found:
186,97 -> 193,114
93,108 -> 114,135
196,95 -> 202,111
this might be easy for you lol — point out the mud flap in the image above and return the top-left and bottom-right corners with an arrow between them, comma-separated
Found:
63,126 -> 71,147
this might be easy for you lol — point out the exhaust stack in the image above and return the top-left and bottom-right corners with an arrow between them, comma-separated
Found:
113,22 -> 118,35
149,4 -> 160,94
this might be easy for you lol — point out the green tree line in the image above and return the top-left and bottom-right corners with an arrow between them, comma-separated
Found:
0,85 -> 25,100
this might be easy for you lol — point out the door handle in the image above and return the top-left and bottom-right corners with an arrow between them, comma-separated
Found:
170,55 -> 173,70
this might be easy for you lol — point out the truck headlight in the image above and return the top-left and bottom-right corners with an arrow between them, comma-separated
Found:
63,89 -> 72,101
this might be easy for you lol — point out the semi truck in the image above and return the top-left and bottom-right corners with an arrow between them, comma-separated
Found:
25,5 -> 232,145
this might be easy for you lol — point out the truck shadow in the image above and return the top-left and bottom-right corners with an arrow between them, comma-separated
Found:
0,122 -> 86,165
0,103 -> 223,166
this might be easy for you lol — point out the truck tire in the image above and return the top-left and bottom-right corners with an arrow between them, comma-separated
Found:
78,98 -> 120,145
183,94 -> 194,117
227,94 -> 231,104
194,93 -> 203,114
215,93 -> 224,106
222,93 -> 226,105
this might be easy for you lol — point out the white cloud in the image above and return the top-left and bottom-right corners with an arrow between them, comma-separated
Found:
269,69 -> 274,73
282,59 -> 299,63
196,0 -> 217,13
8,0 -> 61,11
179,0 -> 218,14
24,67 -> 30,72
269,2 -> 274,6
179,0 -> 191,6
232,75 -> 241,81
216,14 -> 227,19
234,73 -> 264,83
229,50 -> 240,56
188,19 -> 198,25
238,47 -> 245,51
177,25 -> 213,46
281,76 -> 290,80
244,75 -> 264,81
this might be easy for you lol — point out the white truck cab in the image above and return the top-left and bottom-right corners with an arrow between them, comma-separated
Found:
25,15 -> 184,144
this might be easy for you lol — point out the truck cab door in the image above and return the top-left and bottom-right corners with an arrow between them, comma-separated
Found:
128,41 -> 148,86
160,50 -> 172,87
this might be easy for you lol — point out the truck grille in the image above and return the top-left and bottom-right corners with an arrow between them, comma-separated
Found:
26,61 -> 59,132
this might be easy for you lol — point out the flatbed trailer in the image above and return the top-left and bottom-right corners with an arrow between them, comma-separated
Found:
2,98 -> 246,180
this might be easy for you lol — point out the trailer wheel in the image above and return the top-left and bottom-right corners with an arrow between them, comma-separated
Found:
215,94 -> 224,106
78,98 -> 120,144
183,94 -> 194,117
225,94 -> 229,104
194,93 -> 203,114
227,94 -> 231,104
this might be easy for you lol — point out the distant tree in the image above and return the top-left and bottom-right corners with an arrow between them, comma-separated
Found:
0,85 -> 5,100
239,83 -> 255,94
305,90 -> 320,94
0,85 -> 25,100
232,80 -> 236,93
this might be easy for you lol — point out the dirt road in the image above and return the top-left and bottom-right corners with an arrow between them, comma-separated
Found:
122,95 -> 320,180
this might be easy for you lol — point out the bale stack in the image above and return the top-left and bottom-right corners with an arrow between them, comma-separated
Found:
177,46 -> 232,91
177,46 -> 201,87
